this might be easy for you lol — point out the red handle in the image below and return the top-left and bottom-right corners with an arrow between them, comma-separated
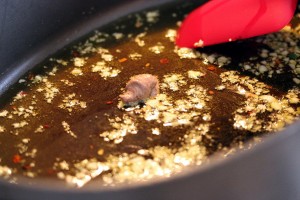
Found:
176,0 -> 298,48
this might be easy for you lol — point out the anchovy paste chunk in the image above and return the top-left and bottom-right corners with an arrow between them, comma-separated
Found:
120,74 -> 159,105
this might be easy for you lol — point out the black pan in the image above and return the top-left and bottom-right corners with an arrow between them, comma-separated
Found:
0,1 -> 299,200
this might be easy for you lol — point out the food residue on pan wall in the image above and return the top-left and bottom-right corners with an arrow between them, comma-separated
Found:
0,2 -> 299,187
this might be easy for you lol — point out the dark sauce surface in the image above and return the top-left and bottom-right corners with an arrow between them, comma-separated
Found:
0,2 -> 299,187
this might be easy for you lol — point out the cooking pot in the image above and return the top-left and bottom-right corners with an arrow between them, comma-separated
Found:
0,1 -> 299,199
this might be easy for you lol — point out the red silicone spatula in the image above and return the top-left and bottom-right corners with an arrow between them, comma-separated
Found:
176,0 -> 298,48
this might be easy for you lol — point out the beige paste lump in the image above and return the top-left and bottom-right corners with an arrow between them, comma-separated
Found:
120,74 -> 159,104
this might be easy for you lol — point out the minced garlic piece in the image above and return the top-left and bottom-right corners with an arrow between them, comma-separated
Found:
134,33 -> 146,47
73,57 -> 85,67
62,121 -> 77,138
55,59 -> 68,66
148,43 -> 165,54
174,47 -> 199,59
215,85 -> 226,91
128,53 -> 142,60
161,74 -> 186,91
32,75 -> 44,83
59,160 -> 69,170
188,70 -> 205,79
102,54 -> 114,62
59,93 -> 87,113
71,68 -> 83,76
61,79 -> 75,86
98,47 -> 114,61
165,29 -> 177,42
0,110 -> 8,117
13,91 -> 27,102
151,128 -> 160,135
194,39 -> 204,47
12,121 -> 28,129
112,32 -> 124,40
146,10 -> 160,23
91,61 -> 120,79
34,125 -> 44,133
18,79 -> 26,83
48,66 -> 58,76
100,115 -> 137,144
0,126 -> 5,133
0,166 -> 12,178
25,149 -> 37,158
36,79 -> 59,103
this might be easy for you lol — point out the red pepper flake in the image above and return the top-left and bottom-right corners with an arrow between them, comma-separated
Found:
247,111 -> 253,115
27,73 -> 34,80
145,63 -> 150,67
22,164 -> 31,171
20,91 -> 27,96
11,106 -> 17,110
43,124 -> 50,129
160,58 -> 169,64
47,168 -> 56,175
208,90 -> 215,95
89,145 -> 94,150
13,154 -> 22,164
105,101 -> 113,105
207,66 -> 216,71
72,51 -> 80,57
118,58 -> 127,63
275,59 -> 281,65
